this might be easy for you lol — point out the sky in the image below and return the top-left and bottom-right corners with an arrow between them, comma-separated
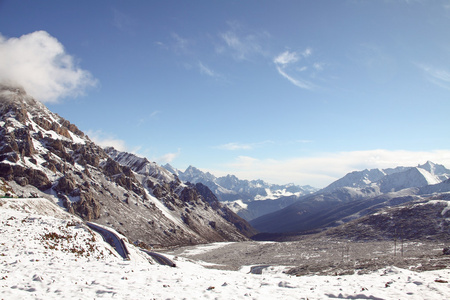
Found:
1,0 -> 450,188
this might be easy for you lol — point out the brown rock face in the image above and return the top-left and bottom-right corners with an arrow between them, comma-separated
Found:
55,174 -> 77,195
0,163 -> 52,191
71,191 -> 101,221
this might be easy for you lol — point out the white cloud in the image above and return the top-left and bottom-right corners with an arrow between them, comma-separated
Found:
137,110 -> 162,126
211,149 -> 450,188
273,49 -> 317,90
0,31 -> 97,103
216,140 -> 274,151
313,63 -> 324,71
88,128 -> 179,164
171,33 -> 190,54
218,22 -> 269,61
150,110 -> 161,118
274,51 -> 299,65
216,142 -> 253,151
198,62 -> 220,78
112,8 -> 136,33
156,149 -> 181,164
86,130 -> 128,152
302,48 -> 313,57
275,66 -> 314,89
418,64 -> 450,90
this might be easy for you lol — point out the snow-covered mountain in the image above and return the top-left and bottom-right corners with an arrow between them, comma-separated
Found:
105,148 -> 257,238
0,84 -> 253,247
321,162 -> 450,194
250,161 -> 450,234
163,164 -> 318,220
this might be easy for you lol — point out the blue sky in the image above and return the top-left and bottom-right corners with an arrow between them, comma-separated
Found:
1,0 -> 450,187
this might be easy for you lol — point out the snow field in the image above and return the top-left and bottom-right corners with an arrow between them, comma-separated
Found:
1,199 -> 449,299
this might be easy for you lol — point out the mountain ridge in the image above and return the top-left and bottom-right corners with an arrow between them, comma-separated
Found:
0,84 -> 254,247
163,163 -> 318,220
250,161 -> 450,235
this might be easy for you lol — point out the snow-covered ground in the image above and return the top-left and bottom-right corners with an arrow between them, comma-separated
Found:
1,198 -> 449,299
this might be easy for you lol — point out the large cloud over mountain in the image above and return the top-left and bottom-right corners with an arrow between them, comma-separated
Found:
0,31 -> 96,103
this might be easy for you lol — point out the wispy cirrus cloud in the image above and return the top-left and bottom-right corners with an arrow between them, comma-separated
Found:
155,149 -> 181,164
217,21 -> 270,61
216,142 -> 253,151
216,140 -> 274,151
417,64 -> 450,90
275,65 -> 314,89
150,110 -> 161,118
167,32 -> 192,55
111,8 -> 136,33
170,32 -> 190,53
198,61 -> 222,78
273,49 -> 317,90
273,50 -> 300,65
137,110 -> 162,126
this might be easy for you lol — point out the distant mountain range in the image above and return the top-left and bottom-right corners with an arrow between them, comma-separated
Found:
250,161 -> 450,240
0,84 -> 255,247
163,164 -> 318,220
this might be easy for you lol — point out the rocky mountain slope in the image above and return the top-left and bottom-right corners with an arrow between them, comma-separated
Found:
0,84 -> 253,247
164,164 -> 318,221
250,162 -> 450,235
105,147 -> 257,238
321,194 -> 450,241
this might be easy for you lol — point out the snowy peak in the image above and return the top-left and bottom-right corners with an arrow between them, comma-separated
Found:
105,147 -> 177,183
167,165 -> 317,202
322,162 -> 450,194
321,168 -> 386,193
418,161 -> 450,181
182,165 -> 217,182
162,163 -> 179,176
378,167 -> 438,193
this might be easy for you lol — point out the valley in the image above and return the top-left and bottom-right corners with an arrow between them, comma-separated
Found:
164,238 -> 450,276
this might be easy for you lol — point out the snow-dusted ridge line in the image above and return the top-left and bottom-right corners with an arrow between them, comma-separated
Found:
163,164 -> 319,221
321,161 -> 450,194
